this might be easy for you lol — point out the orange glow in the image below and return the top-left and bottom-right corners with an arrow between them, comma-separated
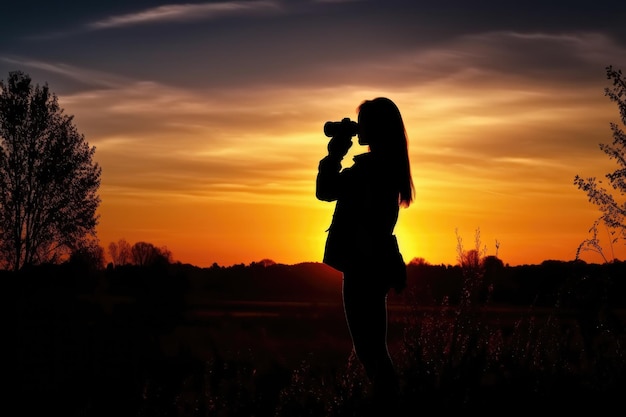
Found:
58,42 -> 625,267
87,79 -> 625,267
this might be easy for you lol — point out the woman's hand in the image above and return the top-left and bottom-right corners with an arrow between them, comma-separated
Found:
327,135 -> 353,158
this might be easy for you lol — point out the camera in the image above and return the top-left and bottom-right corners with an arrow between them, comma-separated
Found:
324,118 -> 358,138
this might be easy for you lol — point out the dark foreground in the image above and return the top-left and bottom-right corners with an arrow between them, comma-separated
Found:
11,261 -> 626,416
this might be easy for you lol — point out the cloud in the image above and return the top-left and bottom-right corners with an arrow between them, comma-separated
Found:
58,79 -> 329,206
10,29 -> 622,210
318,31 -> 626,91
0,56 -> 129,89
86,1 -> 282,30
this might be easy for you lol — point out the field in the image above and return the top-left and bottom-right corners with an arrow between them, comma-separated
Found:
12,261 -> 626,416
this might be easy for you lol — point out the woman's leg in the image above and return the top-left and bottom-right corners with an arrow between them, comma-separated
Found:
342,272 -> 396,388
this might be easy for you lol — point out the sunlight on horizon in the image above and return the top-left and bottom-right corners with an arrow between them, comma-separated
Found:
43,33 -> 623,269
86,76 -> 625,267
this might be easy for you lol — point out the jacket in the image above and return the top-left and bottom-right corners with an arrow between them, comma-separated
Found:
316,152 -> 401,274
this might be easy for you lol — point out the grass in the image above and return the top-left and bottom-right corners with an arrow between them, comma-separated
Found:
140,273 -> 625,415
14,236 -> 626,416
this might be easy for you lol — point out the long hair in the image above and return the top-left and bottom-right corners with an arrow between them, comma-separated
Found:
358,97 -> 414,207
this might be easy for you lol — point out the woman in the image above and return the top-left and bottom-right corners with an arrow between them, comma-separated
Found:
316,97 -> 414,405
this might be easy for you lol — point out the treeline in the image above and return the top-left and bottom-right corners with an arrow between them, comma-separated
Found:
8,256 -> 626,309
405,258 -> 626,308
67,238 -> 173,270
179,258 -> 626,308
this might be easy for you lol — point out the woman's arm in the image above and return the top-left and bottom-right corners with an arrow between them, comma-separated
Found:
315,135 -> 352,201
316,154 -> 343,201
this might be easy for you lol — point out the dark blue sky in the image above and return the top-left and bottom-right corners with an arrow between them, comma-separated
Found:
2,1 -> 624,91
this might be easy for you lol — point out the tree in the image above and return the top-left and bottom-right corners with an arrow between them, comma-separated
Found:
0,71 -> 101,270
107,241 -> 119,267
108,238 -> 132,267
68,239 -> 106,271
131,241 -> 171,266
574,65 -> 626,262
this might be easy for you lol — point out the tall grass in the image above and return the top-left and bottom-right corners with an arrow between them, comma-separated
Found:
268,229 -> 626,415
131,249 -> 622,416
18,233 -> 625,416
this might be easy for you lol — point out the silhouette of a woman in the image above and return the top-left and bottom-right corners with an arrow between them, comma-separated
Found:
316,97 -> 414,404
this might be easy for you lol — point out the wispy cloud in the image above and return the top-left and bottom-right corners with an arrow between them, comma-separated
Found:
87,1 -> 282,30
0,56 -> 130,88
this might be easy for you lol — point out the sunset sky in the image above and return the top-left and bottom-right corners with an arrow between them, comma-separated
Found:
1,1 -> 625,267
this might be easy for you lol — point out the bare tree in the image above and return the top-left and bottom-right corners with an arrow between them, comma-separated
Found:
0,71 -> 101,270
131,241 -> 170,266
108,238 -> 133,267
108,241 -> 119,267
158,245 -> 173,264
574,65 -> 626,262
69,239 -> 106,270
117,238 -> 132,265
